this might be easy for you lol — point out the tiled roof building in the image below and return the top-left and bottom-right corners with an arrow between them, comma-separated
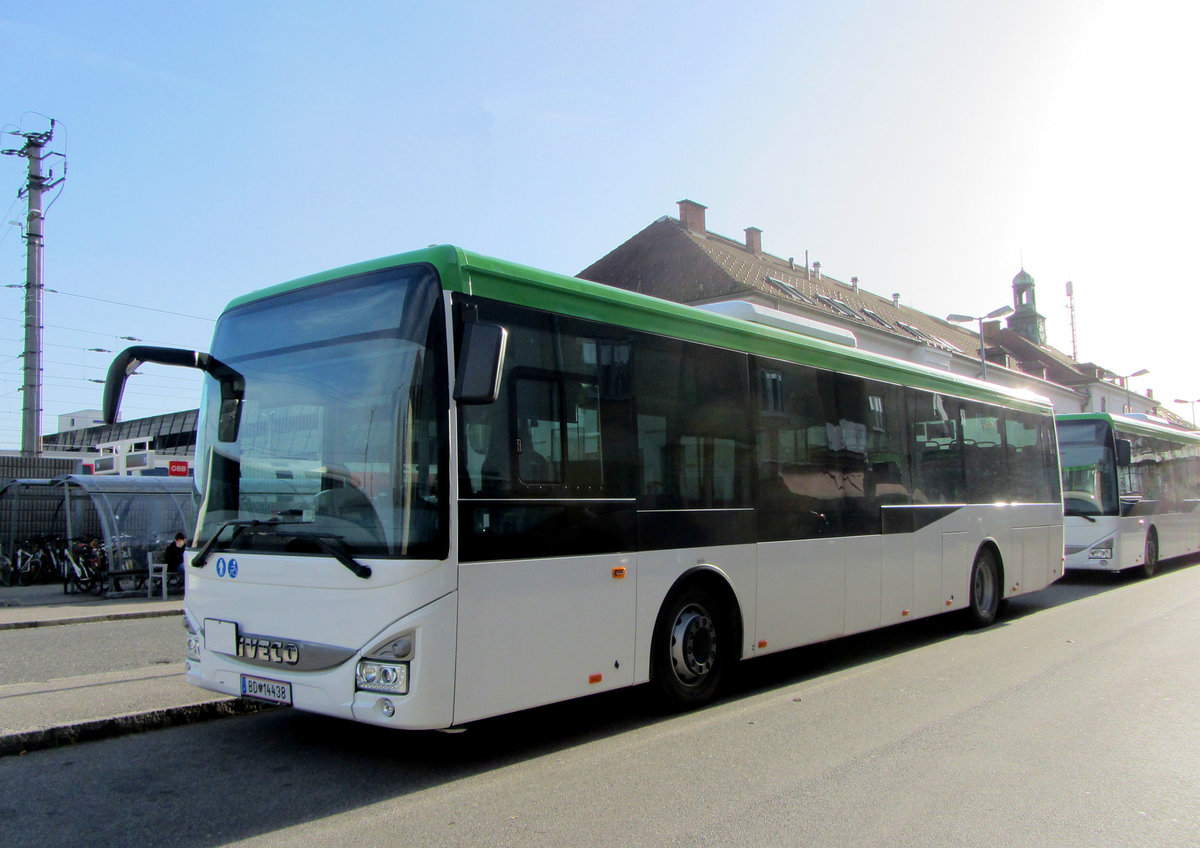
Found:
580,199 -> 1176,423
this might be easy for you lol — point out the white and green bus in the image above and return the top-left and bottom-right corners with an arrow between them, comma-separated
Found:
1057,412 -> 1200,577
105,245 -> 1064,730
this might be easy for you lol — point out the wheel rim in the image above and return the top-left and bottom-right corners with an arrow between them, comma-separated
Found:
669,603 -> 717,686
973,556 -> 996,613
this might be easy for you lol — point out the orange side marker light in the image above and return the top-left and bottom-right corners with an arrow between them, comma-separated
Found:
589,673 -> 603,685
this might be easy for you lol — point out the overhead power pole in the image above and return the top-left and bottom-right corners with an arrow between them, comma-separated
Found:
3,119 -> 64,456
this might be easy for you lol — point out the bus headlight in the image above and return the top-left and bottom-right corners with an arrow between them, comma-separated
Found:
185,619 -> 202,661
356,628 -> 414,695
1089,542 -> 1113,559
356,660 -> 408,695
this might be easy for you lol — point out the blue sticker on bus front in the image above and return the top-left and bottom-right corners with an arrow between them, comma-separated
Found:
228,558 -> 239,578
215,558 -> 226,577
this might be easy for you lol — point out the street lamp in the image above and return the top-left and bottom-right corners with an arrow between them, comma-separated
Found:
1118,368 -> 1150,414
1174,397 -> 1200,427
946,305 -> 1014,381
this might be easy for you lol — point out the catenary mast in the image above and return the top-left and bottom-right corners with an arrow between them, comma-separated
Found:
3,119 -> 64,456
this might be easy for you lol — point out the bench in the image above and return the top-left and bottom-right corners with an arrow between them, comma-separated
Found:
147,550 -> 169,600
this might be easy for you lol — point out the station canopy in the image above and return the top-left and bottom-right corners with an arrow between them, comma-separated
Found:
54,475 -> 196,568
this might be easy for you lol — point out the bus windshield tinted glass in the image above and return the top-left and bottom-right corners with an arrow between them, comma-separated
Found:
193,264 -> 446,559
1056,420 -> 1118,516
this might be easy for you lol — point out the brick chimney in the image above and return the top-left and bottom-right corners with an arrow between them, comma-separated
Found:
744,227 -> 762,255
678,199 -> 707,234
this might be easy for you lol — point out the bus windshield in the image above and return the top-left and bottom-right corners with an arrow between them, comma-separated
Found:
1056,420 -> 1119,517
193,264 -> 447,559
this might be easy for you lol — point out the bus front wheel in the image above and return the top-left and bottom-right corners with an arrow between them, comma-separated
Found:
1138,529 -> 1159,579
651,583 -> 730,709
967,547 -> 1001,628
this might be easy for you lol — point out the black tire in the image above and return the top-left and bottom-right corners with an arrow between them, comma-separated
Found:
1138,529 -> 1159,579
651,582 -> 731,709
16,556 -> 42,586
70,568 -> 95,595
967,547 -> 1001,628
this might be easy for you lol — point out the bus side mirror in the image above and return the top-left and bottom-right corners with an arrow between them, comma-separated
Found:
218,396 -> 243,443
453,322 -> 508,404
1115,438 -> 1132,467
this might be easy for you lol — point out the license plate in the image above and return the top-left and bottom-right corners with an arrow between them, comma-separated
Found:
240,674 -> 292,705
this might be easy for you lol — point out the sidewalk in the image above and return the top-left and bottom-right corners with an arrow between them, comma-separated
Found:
0,583 -> 269,756
0,581 -> 184,631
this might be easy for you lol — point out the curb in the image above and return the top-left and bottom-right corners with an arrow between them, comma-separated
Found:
0,608 -> 183,632
0,697 -> 277,758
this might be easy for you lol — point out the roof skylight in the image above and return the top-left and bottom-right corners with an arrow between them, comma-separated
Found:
765,276 -> 814,305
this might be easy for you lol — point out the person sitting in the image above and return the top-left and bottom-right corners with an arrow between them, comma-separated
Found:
164,532 -> 186,572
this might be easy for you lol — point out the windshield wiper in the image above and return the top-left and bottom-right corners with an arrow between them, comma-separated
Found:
191,517 -> 308,569
1067,512 -> 1097,523
190,517 -> 372,579
283,531 -> 372,579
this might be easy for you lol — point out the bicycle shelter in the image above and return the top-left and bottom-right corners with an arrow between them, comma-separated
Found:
55,475 -> 196,593
0,478 -> 63,561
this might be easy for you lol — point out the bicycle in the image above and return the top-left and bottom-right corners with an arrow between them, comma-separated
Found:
9,541 -> 45,586
37,538 -> 70,584
61,540 -> 101,595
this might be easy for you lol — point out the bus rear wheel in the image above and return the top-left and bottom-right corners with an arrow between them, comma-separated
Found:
651,583 -> 729,709
967,547 -> 1001,628
1138,529 -> 1159,579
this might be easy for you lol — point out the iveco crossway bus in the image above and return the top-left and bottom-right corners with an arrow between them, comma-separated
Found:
1057,412 -> 1200,577
105,245 -> 1065,730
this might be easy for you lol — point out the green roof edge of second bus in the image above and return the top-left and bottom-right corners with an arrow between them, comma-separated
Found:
224,245 -> 1052,414
1056,412 -> 1200,445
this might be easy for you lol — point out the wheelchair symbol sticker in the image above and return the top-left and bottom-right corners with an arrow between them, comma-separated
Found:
215,558 -> 238,578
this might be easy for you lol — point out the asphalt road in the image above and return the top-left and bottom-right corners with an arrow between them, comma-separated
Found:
2,562 -> 1198,847
0,615 -> 183,685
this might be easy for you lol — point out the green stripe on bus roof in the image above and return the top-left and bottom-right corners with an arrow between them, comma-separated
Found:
222,245 -> 1053,414
1056,412 -> 1200,445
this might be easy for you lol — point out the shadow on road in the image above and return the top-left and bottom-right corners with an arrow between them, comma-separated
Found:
3,553 -> 1197,848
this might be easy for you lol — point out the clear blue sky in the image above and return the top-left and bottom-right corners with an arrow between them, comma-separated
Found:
2,0 -> 1197,448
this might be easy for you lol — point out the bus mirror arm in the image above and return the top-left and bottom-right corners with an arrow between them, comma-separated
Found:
104,346 -> 245,439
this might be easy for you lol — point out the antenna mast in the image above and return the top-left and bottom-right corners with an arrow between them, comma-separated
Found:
1066,280 -> 1079,361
